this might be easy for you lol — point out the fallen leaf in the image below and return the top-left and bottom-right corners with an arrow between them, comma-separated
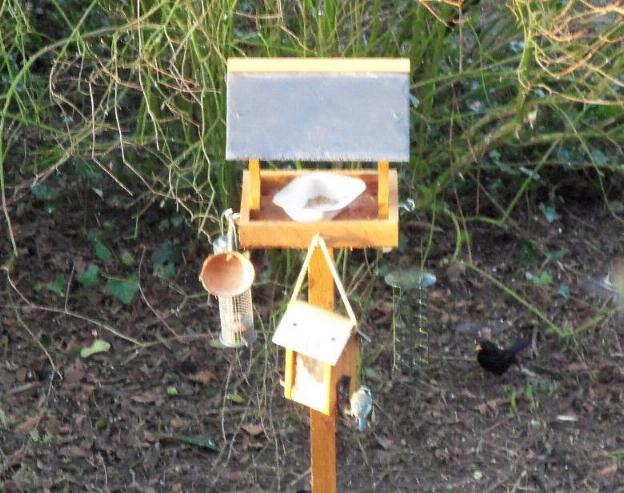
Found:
566,362 -> 591,372
224,469 -> 243,481
80,339 -> 111,359
171,416 -> 190,429
242,423 -> 264,436
17,412 -> 43,433
598,463 -> 617,477
188,370 -> 216,385
59,445 -> 91,459
476,398 -> 508,415
131,390 -> 161,404
376,436 -> 395,450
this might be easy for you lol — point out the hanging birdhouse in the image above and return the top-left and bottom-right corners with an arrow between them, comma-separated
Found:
272,235 -> 359,415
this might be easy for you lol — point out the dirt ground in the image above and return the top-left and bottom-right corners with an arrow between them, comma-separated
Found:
1,183 -> 624,493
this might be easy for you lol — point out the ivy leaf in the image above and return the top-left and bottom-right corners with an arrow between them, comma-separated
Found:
31,184 -> 58,202
170,214 -> 184,228
80,339 -> 111,358
119,249 -> 135,267
557,283 -> 570,299
47,274 -> 66,296
157,218 -> 170,232
226,391 -> 245,404
106,276 -> 139,305
526,271 -> 552,286
76,264 -> 100,288
151,241 -> 179,266
546,250 -> 565,262
91,237 -> 112,261
168,434 -> 219,452
590,148 -> 609,166
539,203 -> 558,224
39,334 -> 53,348
151,241 -> 179,280
518,240 -> 540,267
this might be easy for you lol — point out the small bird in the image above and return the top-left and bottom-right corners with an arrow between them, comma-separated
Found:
349,386 -> 373,432
475,338 -> 530,376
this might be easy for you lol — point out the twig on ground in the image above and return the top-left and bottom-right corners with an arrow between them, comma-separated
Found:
137,246 -> 180,338
3,268 -> 142,346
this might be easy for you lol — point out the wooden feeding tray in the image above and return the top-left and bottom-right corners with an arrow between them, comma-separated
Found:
238,166 -> 399,249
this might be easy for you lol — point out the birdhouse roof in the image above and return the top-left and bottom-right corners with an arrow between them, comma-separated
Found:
272,300 -> 354,365
226,57 -> 410,163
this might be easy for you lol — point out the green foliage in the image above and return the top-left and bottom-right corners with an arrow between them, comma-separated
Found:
76,263 -> 100,287
119,249 -> 135,267
168,434 -> 219,452
0,0 -> 622,258
39,333 -> 53,348
47,274 -> 66,296
527,271 -> 552,286
518,240 -> 540,267
151,241 -> 179,280
91,237 -> 113,262
80,338 -> 111,358
106,276 -> 139,305
556,283 -> 570,299
539,203 -> 557,224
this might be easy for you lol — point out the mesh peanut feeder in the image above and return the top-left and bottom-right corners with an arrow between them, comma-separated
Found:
199,211 -> 256,348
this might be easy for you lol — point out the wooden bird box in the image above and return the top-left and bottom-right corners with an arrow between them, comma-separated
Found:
272,235 -> 360,415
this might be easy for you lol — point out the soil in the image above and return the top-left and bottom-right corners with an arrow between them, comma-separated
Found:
1,182 -> 624,493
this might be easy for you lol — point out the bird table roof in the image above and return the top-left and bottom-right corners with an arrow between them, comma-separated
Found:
272,300 -> 354,365
226,58 -> 410,163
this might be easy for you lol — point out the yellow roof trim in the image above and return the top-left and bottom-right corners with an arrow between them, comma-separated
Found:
227,57 -> 410,74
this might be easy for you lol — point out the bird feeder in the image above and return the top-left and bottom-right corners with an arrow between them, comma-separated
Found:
226,57 -> 409,249
272,235 -> 359,415
225,57 -> 410,493
199,211 -> 256,348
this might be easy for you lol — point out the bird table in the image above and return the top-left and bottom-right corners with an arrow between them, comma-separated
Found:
226,57 -> 410,493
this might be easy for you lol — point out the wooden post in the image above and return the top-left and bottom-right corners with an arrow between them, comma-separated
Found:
249,158 -> 261,210
377,160 -> 389,219
308,245 -> 337,493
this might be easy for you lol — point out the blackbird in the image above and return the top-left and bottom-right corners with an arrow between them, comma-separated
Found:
475,338 -> 530,376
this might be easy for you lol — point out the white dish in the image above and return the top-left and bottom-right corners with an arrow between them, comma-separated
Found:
272,172 -> 366,222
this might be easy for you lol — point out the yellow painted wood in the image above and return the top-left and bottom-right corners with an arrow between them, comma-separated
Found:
249,159 -> 260,210
308,244 -> 337,493
330,334 -> 359,410
239,171 -> 251,223
239,170 -> 399,249
310,408 -> 336,493
228,57 -> 410,73
378,160 -> 389,219
284,349 -> 294,400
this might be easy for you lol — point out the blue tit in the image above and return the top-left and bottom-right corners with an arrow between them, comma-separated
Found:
349,386 -> 373,432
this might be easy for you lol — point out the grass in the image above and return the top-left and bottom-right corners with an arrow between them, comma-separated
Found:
1,1 -> 623,346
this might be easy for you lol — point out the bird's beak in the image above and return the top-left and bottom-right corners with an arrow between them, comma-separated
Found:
474,343 -> 482,352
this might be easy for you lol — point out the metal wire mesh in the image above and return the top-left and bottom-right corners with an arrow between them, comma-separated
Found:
385,268 -> 435,374
218,289 -> 255,348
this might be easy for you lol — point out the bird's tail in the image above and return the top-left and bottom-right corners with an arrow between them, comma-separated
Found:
508,339 -> 531,355
357,417 -> 367,433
